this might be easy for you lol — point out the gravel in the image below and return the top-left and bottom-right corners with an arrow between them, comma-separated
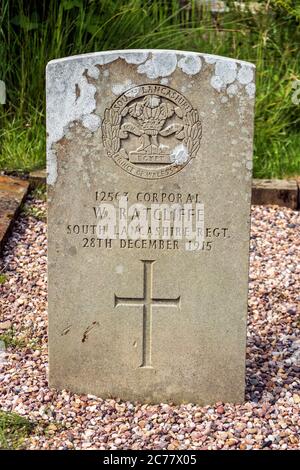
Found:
0,196 -> 299,450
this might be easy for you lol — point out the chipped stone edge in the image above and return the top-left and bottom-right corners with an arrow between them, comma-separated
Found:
47,49 -> 255,69
46,49 -> 256,187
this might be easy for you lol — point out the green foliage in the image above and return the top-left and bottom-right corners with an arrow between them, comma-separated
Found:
32,184 -> 47,202
21,203 -> 46,221
0,410 -> 34,449
0,0 -> 299,177
0,274 -> 8,284
0,114 -> 45,172
0,328 -> 26,349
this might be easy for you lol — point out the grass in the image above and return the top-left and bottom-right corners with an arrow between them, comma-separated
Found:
0,0 -> 299,178
0,328 -> 27,349
0,327 -> 41,351
0,409 -> 64,449
0,410 -> 34,449
0,274 -> 8,284
20,183 -> 47,221
0,115 -> 45,172
32,184 -> 47,202
21,203 -> 46,222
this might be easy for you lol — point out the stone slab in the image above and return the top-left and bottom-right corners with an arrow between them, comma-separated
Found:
0,175 -> 29,253
47,49 -> 256,404
252,179 -> 298,210
29,169 -> 47,187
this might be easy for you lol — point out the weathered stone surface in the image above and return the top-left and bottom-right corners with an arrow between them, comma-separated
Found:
47,50 -> 255,404
252,179 -> 298,209
0,175 -> 29,252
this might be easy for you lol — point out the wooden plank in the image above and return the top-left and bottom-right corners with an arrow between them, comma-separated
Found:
252,179 -> 298,209
0,175 -> 29,253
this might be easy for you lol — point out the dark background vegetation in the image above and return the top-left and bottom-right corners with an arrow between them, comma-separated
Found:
0,0 -> 299,177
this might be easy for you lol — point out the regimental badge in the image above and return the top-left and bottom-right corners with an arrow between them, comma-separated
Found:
103,84 -> 202,179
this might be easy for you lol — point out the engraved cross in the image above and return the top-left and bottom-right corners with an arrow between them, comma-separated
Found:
114,260 -> 181,368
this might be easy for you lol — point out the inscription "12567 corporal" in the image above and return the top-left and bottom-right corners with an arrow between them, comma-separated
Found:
95,191 -> 203,203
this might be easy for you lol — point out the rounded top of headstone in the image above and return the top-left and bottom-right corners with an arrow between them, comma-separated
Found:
47,49 -> 255,70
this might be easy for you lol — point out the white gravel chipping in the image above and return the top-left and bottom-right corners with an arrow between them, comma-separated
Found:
0,195 -> 299,450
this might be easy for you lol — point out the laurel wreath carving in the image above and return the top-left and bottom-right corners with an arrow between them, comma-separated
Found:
102,108 -> 121,156
182,109 -> 202,156
103,105 -> 202,159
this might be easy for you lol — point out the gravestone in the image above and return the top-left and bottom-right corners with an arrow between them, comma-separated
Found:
47,50 -> 255,404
